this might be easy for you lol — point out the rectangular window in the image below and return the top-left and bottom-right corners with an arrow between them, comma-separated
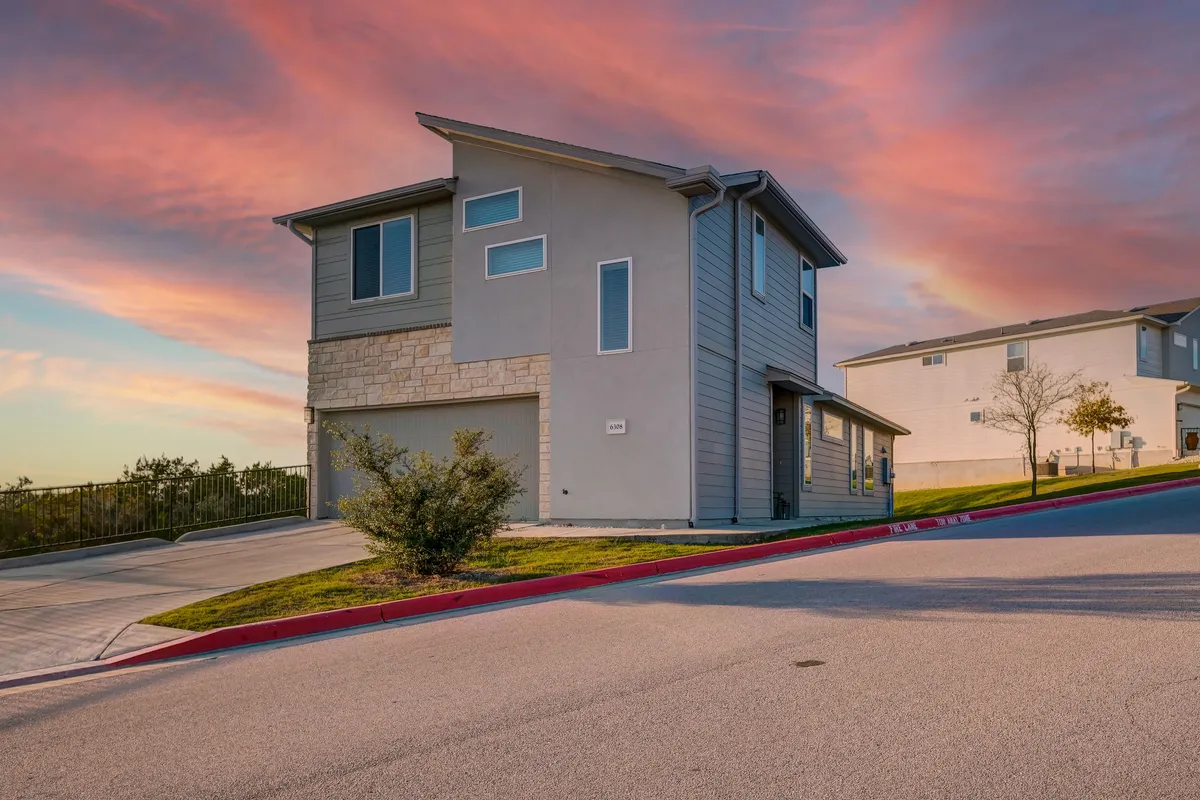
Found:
1174,332 -> 1188,348
598,258 -> 632,354
486,235 -> 546,279
864,429 -> 875,493
463,187 -> 521,232
752,212 -> 767,297
850,422 -> 859,493
352,216 -> 414,301
969,410 -> 984,424
1194,339 -> 1198,371
800,259 -> 815,330
822,410 -> 844,442
803,404 -> 812,488
1139,326 -> 1149,360
1006,341 -> 1027,372
921,352 -> 946,368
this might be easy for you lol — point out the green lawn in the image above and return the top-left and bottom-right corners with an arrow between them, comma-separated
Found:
143,460 -> 1196,632
141,537 -> 724,632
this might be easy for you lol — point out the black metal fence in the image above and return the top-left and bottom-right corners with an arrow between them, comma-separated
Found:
0,465 -> 310,557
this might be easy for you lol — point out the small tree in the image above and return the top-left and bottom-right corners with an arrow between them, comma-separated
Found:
1060,381 -> 1135,474
325,424 -> 525,576
983,361 -> 1081,497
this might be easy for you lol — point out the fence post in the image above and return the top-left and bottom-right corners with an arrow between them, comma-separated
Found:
78,488 -> 84,546
168,480 -> 175,541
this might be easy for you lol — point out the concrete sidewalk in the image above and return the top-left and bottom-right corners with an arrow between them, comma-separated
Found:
0,521 -> 366,676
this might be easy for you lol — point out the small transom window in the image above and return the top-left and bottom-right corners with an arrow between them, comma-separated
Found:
922,352 -> 945,368
463,188 -> 521,232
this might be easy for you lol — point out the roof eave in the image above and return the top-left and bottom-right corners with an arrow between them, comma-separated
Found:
723,171 -> 846,268
809,393 -> 911,436
271,178 -> 457,228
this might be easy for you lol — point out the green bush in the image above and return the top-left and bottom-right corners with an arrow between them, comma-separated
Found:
325,424 -> 525,576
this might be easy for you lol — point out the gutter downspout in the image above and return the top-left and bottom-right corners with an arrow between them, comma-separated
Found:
689,186 -> 726,528
733,172 -> 769,523
287,220 -> 316,341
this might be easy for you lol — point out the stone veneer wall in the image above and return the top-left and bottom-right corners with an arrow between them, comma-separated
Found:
306,325 -> 550,518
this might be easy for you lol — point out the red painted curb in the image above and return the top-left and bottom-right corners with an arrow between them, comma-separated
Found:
92,473 -> 1200,674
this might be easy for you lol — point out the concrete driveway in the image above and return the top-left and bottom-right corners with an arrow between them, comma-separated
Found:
0,521 -> 366,676
2,487 -> 1198,799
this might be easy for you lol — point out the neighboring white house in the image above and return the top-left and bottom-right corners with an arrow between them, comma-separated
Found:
837,297 -> 1200,489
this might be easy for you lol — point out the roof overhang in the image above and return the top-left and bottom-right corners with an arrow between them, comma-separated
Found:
766,366 -> 823,396
808,392 -> 911,436
665,165 -> 727,197
417,112 -> 685,181
723,171 -> 847,268
271,178 -> 457,229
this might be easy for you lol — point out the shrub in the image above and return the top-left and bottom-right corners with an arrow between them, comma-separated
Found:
325,424 -> 525,576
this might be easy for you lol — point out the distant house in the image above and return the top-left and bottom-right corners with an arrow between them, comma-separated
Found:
837,297 -> 1200,489
274,114 -> 907,527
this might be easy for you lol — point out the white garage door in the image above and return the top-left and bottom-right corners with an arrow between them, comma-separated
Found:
321,397 -> 540,521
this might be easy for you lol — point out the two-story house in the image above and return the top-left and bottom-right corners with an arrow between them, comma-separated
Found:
838,297 -> 1200,489
274,114 -> 907,527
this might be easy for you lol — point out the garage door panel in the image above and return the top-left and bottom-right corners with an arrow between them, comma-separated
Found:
322,398 -> 540,521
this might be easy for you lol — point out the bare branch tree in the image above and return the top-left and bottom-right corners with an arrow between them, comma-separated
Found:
983,360 -> 1081,497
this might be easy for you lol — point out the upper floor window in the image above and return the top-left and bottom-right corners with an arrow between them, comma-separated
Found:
800,259 -> 815,330
1006,341 -> 1027,372
922,352 -> 945,368
1139,326 -> 1149,361
1194,338 -> 1198,371
463,188 -> 522,232
752,212 -> 767,298
598,258 -> 632,354
1174,332 -> 1188,348
352,216 -> 414,301
486,235 -> 546,279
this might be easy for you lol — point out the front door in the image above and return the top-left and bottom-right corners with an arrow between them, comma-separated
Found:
772,388 -> 796,520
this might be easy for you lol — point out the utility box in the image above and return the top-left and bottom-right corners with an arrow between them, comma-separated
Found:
1035,462 -> 1060,477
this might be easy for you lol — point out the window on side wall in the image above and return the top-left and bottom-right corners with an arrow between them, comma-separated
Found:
598,258 -> 632,354
850,422 -> 859,493
800,259 -> 815,330
1194,338 -> 1198,371
864,429 -> 875,493
803,404 -> 813,489
1139,326 -> 1149,361
752,212 -> 767,298
921,352 -> 945,368
463,188 -> 521,232
822,410 -> 844,442
486,235 -> 546,279
352,216 -> 415,301
1006,341 -> 1027,372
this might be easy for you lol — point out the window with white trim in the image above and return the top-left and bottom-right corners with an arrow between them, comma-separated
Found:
352,216 -> 414,301
969,410 -> 984,424
803,403 -> 812,489
1006,341 -> 1027,372
922,352 -> 945,368
598,258 -> 632,354
850,422 -> 859,493
800,258 -> 814,330
864,428 -> 875,493
752,212 -> 767,297
1139,326 -> 1149,360
486,235 -> 546,279
463,188 -> 521,232
822,410 -> 844,442
1194,338 -> 1198,371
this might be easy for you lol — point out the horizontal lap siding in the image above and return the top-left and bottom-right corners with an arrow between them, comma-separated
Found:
797,403 -> 892,518
694,196 -> 736,521
314,200 -> 453,339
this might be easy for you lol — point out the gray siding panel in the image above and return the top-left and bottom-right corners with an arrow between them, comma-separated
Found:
1164,314 -> 1200,381
1137,322 -> 1164,378
796,401 -> 892,519
313,200 -> 453,339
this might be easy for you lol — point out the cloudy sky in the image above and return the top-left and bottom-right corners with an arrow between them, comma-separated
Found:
1,0 -> 1197,484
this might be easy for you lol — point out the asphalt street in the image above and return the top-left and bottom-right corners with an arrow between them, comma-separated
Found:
2,487 -> 1198,799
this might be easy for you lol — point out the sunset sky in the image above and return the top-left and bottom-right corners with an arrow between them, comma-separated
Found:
2,0 -> 1197,485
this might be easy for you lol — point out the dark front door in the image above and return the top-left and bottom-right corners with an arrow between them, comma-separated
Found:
772,388 -> 796,519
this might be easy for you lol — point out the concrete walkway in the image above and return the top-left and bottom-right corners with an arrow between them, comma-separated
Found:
0,521 -> 366,676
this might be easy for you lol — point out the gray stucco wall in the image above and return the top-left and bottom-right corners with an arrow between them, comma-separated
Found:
1163,313 -> 1200,381
312,200 -> 452,340
451,140 -> 693,522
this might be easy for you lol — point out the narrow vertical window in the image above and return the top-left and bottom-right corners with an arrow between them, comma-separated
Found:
598,258 -> 632,353
800,258 -> 814,330
850,422 -> 859,493
752,212 -> 767,297
1139,326 -> 1149,360
1193,338 -> 1198,371
803,404 -> 812,489
864,429 -> 875,493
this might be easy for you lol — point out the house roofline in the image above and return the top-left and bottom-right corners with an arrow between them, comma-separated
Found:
809,392 -> 911,436
836,314 -> 1166,368
723,171 -> 847,268
271,178 -> 457,228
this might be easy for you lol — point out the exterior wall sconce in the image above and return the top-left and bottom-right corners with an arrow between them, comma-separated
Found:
304,407 -> 315,425
775,408 -> 786,425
